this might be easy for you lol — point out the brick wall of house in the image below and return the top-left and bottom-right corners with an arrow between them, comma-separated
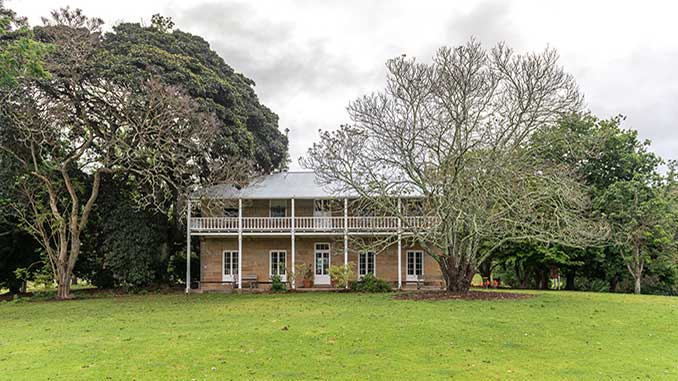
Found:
199,235 -> 443,291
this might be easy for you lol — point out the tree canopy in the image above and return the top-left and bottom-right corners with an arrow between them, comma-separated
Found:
493,115 -> 676,293
100,21 -> 288,173
0,7 -> 289,298
304,40 -> 606,292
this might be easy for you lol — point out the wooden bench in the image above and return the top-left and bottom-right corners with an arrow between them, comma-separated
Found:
240,274 -> 259,289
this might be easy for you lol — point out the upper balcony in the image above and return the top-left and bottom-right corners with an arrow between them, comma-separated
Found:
189,172 -> 433,235
189,216 -> 436,235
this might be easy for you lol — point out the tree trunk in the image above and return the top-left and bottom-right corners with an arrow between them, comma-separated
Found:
535,269 -> 549,290
439,256 -> 474,293
565,271 -> 576,290
55,240 -> 80,300
514,263 -> 529,289
609,274 -> 620,292
56,270 -> 73,299
628,243 -> 643,295
634,276 -> 641,295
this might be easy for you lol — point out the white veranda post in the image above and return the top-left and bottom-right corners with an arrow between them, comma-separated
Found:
343,198 -> 348,266
291,198 -> 296,289
238,198 -> 243,290
397,197 -> 402,290
186,198 -> 191,293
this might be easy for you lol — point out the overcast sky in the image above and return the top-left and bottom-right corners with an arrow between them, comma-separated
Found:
12,0 -> 678,169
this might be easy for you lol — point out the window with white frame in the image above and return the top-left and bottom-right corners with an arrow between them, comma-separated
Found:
407,251 -> 423,279
359,251 -> 375,276
223,251 -> 239,280
270,250 -> 287,277
270,200 -> 287,217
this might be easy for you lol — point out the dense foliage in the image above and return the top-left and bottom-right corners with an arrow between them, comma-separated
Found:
0,1 -> 52,293
0,5 -> 287,296
270,274 -> 287,292
100,21 -> 288,173
0,1 -> 51,87
75,177 -> 168,290
492,116 -> 678,294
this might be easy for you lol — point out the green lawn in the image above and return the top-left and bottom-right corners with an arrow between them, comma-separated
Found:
1,291 -> 676,380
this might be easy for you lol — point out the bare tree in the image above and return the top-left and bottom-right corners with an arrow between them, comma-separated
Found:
303,40 -> 607,292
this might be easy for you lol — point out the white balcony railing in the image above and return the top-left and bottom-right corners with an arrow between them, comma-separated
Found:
189,216 -> 437,234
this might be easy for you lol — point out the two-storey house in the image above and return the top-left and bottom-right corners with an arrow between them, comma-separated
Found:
186,172 -> 443,292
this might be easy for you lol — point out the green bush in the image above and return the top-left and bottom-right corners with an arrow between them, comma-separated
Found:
271,274 -> 286,292
351,273 -> 392,292
329,263 -> 355,288
76,176 -> 168,291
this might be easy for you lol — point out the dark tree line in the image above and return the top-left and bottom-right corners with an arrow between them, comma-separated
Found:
491,116 -> 677,295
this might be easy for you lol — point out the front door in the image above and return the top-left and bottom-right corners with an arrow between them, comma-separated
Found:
314,200 -> 331,229
406,251 -> 423,282
314,243 -> 331,285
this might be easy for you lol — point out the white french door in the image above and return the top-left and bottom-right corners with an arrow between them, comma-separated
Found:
223,250 -> 239,282
270,250 -> 287,282
314,200 -> 331,229
406,251 -> 423,282
314,243 -> 331,285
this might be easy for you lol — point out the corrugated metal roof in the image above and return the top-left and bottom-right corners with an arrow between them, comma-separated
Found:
192,171 -> 347,199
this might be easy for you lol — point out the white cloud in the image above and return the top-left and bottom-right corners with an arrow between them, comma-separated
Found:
11,0 -> 678,169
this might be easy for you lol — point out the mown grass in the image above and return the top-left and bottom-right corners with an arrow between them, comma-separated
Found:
0,290 -> 676,380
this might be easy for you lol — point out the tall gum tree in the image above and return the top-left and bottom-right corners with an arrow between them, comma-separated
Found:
303,40 -> 607,292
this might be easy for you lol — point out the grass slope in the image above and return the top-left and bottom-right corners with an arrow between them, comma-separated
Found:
1,291 -> 676,380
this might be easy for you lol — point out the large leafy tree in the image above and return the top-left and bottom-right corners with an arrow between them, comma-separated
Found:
0,1 -> 52,294
304,40 -> 605,292
2,7 -> 289,296
74,17 -> 289,286
0,9 -> 223,299
100,18 -> 288,173
76,175 -> 168,290
596,176 -> 675,294
0,0 -> 51,88
527,115 -> 668,292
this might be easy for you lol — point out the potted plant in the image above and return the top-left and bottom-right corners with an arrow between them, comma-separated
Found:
296,263 -> 314,288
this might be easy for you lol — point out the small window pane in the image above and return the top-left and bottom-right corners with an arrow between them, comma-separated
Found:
279,254 -> 286,275
359,252 -> 375,275
270,200 -> 287,217
270,251 -> 287,276
271,254 -> 278,275
316,256 -> 323,275
224,251 -> 239,275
